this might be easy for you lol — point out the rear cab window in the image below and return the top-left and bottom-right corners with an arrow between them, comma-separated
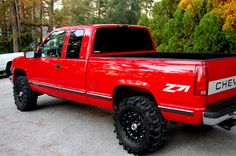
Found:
93,27 -> 155,53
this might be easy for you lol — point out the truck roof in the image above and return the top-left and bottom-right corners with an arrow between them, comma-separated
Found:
52,24 -> 148,31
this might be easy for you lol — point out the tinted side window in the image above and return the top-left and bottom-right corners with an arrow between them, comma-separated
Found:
38,30 -> 66,58
66,29 -> 85,59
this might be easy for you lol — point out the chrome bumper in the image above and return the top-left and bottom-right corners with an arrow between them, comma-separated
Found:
203,111 -> 236,126
203,98 -> 236,126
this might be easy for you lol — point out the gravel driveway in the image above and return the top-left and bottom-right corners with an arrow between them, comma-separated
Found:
1,77 -> 236,156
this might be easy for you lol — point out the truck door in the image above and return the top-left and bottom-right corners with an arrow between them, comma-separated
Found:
58,29 -> 87,104
29,30 -> 66,96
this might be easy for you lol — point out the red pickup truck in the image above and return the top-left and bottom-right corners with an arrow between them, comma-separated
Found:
12,24 -> 236,154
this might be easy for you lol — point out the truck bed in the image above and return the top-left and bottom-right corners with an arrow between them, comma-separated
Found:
96,51 -> 236,106
100,52 -> 236,60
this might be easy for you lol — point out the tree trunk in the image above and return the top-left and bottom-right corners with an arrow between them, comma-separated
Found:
19,1 -> 26,18
15,0 -> 21,48
31,0 -> 37,49
11,0 -> 20,52
39,0 -> 43,42
48,0 -> 54,31
0,0 -> 8,39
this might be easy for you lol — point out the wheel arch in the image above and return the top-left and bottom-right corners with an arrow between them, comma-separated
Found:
113,85 -> 157,109
13,69 -> 27,80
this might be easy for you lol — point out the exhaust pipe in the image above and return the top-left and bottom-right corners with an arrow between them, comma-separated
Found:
218,119 -> 236,130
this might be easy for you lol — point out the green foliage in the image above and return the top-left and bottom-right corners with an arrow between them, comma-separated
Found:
222,31 -> 236,53
193,12 -> 223,52
137,14 -> 149,26
0,0 -> 153,52
54,0 -> 144,26
140,0 -> 236,53
1,0 -> 236,53
108,0 -> 142,24
54,0 -> 92,26
0,41 -> 12,54
138,0 -> 179,47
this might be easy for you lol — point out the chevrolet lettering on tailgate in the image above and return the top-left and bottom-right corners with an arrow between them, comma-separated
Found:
208,76 -> 236,95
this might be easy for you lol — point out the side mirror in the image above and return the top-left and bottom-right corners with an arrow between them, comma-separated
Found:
24,51 -> 35,59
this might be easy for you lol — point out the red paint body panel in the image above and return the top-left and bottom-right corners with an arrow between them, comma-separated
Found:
12,24 -> 236,125
206,58 -> 236,104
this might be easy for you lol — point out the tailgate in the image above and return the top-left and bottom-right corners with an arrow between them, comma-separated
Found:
206,57 -> 236,104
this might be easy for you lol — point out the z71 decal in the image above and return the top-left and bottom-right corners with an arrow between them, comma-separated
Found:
163,83 -> 190,93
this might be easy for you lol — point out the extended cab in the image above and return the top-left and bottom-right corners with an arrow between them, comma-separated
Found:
12,24 -> 236,154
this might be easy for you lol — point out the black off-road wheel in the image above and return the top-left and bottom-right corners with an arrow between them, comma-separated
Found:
114,96 -> 167,155
13,76 -> 38,111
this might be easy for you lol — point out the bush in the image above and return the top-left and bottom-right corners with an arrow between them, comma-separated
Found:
138,0 -> 236,53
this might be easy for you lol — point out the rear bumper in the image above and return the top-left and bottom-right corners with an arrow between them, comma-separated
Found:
203,97 -> 236,126
203,111 -> 236,125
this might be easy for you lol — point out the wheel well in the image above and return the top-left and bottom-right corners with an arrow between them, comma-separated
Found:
13,69 -> 42,96
113,86 -> 156,109
14,69 -> 26,78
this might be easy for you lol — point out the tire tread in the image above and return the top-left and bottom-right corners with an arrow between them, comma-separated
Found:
13,76 -> 38,111
114,96 -> 167,155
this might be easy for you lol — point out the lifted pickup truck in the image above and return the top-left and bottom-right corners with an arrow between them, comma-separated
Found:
12,24 -> 236,154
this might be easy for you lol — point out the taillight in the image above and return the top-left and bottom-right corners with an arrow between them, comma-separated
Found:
194,65 -> 208,96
